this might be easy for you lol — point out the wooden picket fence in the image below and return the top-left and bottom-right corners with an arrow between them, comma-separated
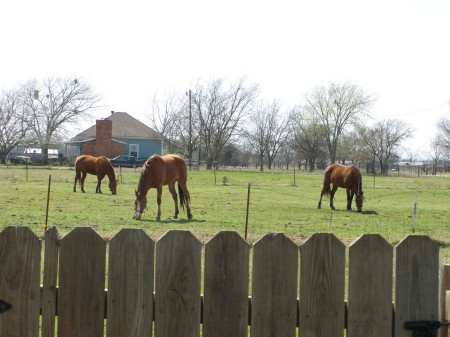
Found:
0,226 -> 449,337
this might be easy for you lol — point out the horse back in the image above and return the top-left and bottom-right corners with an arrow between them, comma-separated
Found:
75,155 -> 112,176
143,154 -> 187,186
327,164 -> 361,190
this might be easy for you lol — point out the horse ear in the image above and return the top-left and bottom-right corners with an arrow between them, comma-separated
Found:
135,190 -> 138,197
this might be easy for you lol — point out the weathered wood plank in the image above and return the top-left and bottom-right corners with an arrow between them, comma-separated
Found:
0,226 -> 41,337
203,231 -> 250,337
155,230 -> 201,337
395,235 -> 439,337
251,233 -> 298,337
440,264 -> 450,337
106,228 -> 155,337
347,234 -> 393,337
299,233 -> 345,337
41,226 -> 60,337
58,227 -> 106,337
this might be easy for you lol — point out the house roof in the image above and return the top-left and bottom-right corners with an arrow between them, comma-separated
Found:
70,111 -> 164,141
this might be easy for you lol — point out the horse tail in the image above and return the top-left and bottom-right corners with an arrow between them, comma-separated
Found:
321,165 -> 333,196
322,185 -> 332,196
178,183 -> 186,210
358,170 -> 363,194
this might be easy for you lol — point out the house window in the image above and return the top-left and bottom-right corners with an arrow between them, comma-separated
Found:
129,144 -> 139,158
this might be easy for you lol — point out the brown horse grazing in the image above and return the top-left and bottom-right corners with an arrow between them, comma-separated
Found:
318,164 -> 364,212
133,154 -> 193,221
73,155 -> 118,195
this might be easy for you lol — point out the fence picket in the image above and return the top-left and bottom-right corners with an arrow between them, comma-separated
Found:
42,226 -> 60,337
106,228 -> 154,337
0,226 -> 41,337
251,233 -> 298,337
347,234 -> 393,337
439,264 -> 450,337
203,231 -> 250,337
299,233 -> 345,337
155,230 -> 201,337
58,227 -> 106,337
395,235 -> 439,337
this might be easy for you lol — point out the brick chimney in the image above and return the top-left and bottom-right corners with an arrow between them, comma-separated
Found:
94,119 -> 113,157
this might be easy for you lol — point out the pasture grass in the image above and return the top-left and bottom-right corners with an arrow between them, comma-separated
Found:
0,165 -> 449,263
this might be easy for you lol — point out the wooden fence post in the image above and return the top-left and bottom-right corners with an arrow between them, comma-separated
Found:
440,264 -> 450,337
395,235 -> 439,337
347,234 -> 393,337
0,227 -> 41,337
252,233 -> 298,337
299,233 -> 345,337
155,230 -> 201,337
106,228 -> 154,337
42,226 -> 60,337
58,227 -> 106,337
203,231 -> 250,337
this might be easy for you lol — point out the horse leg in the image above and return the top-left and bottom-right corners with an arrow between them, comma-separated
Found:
80,172 -> 87,193
73,173 -> 78,192
347,189 -> 354,211
329,185 -> 338,210
168,183 -> 179,219
96,175 -> 105,194
156,186 -> 162,221
318,188 -> 326,209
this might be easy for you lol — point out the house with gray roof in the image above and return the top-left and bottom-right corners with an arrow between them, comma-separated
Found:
67,111 -> 167,160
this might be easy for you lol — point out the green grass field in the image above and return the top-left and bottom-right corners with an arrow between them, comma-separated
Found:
1,165 -> 449,263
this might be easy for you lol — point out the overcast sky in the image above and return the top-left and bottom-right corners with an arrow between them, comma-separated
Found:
1,0 -> 449,157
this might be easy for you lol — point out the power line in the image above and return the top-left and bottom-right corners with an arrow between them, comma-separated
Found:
371,103 -> 448,120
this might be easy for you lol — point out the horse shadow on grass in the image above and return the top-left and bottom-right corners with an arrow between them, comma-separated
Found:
330,209 -> 378,215
361,210 -> 378,215
137,217 -> 206,224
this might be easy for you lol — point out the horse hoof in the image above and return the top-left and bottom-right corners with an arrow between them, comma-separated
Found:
188,214 -> 193,220
174,215 -> 178,219
156,216 -> 161,221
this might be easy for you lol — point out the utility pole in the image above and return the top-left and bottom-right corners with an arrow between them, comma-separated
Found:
187,89 -> 192,171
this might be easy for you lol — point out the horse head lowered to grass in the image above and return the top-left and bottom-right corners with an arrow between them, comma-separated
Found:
317,163 -> 364,212
73,155 -> 117,195
133,154 -> 193,221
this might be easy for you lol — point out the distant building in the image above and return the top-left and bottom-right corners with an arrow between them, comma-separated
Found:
67,111 -> 167,160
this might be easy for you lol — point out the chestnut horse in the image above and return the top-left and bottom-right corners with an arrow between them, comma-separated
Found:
73,155 -> 118,195
318,164 -> 364,212
133,154 -> 192,221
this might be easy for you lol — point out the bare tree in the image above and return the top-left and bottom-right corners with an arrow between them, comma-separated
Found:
265,101 -> 290,170
192,78 -> 259,169
245,100 -> 288,171
304,82 -> 375,163
146,90 -> 195,155
147,91 -> 183,139
290,106 -> 327,171
0,89 -> 30,163
436,113 -> 450,149
245,101 -> 270,171
359,119 -> 413,174
430,135 -> 445,175
21,77 -> 102,163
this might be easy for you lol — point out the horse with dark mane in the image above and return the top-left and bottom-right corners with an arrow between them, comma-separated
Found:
73,155 -> 117,195
133,154 -> 193,221
317,164 -> 364,212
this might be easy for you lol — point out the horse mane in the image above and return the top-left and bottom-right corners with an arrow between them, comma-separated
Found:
99,156 -> 116,182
